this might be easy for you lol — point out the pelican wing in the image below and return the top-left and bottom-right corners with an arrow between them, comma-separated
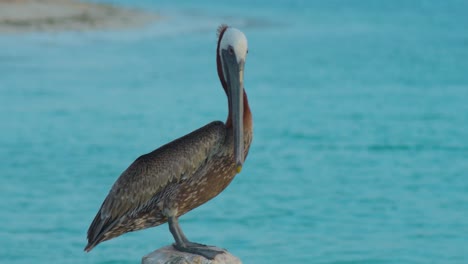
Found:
86,121 -> 226,247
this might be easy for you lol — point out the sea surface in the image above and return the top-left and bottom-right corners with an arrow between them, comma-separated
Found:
1,0 -> 468,263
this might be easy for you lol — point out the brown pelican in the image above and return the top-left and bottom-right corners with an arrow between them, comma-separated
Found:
84,25 -> 252,259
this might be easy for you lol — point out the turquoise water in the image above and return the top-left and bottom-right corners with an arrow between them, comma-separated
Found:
1,1 -> 468,263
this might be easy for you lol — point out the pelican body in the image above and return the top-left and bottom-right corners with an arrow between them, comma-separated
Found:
85,25 -> 252,259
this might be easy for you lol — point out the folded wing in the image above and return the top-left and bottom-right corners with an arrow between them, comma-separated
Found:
85,121 -> 226,251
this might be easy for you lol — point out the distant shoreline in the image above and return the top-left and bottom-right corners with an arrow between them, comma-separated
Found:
0,0 -> 159,33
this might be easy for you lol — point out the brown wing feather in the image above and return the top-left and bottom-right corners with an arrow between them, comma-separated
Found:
85,121 -> 226,250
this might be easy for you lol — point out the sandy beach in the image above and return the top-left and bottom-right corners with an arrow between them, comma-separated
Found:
0,0 -> 158,33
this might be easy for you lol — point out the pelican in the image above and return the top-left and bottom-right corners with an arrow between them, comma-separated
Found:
84,25 -> 252,259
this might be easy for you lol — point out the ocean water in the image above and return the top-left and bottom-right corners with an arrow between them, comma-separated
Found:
1,0 -> 468,263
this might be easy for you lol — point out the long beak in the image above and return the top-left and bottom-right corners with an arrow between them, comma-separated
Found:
232,60 -> 245,173
223,55 -> 245,173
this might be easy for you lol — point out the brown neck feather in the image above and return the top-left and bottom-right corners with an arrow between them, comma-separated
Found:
225,92 -> 252,130
216,24 -> 229,94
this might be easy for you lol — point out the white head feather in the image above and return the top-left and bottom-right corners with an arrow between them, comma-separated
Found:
219,27 -> 248,63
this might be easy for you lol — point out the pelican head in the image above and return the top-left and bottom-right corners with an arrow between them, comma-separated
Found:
217,26 -> 248,172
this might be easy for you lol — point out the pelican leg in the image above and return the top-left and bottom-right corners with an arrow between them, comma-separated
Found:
168,216 -> 224,260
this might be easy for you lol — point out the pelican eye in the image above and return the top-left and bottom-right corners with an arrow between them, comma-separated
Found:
228,46 -> 234,55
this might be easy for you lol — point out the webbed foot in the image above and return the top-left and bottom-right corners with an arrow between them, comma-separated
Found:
173,243 -> 225,260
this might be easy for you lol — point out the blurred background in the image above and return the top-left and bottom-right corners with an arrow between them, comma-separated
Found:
1,0 -> 468,263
